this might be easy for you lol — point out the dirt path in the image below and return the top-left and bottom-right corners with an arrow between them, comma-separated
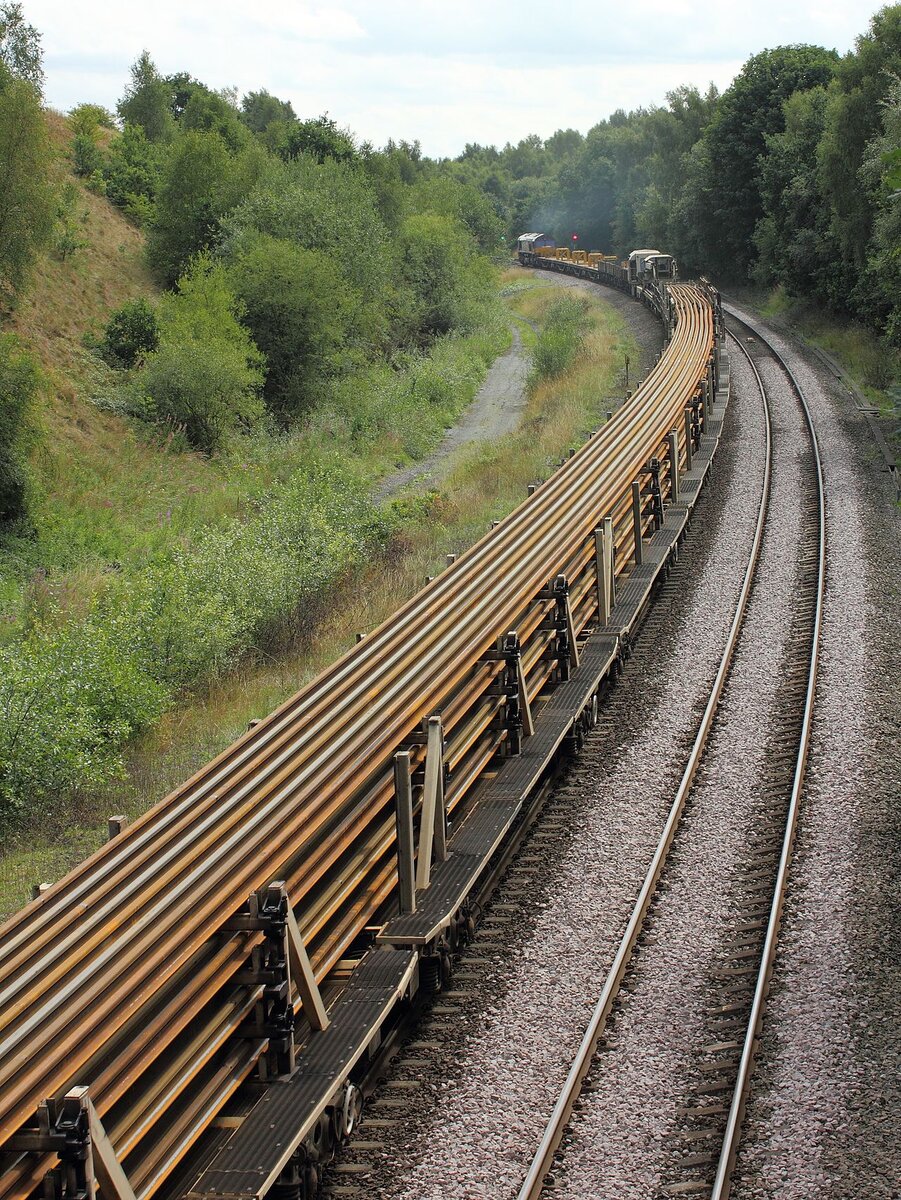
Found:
376,320 -> 532,499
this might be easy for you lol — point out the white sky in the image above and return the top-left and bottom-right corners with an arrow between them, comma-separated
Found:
27,0 -> 882,158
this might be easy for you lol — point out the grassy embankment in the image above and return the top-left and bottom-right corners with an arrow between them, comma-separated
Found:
0,239 -> 634,912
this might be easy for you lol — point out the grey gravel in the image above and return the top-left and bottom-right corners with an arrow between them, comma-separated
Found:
357,333 -> 768,1200
554,334 -> 806,1197
725,306 -> 901,1200
377,321 -> 531,499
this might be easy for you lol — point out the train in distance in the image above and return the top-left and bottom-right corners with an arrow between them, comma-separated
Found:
516,232 -> 677,286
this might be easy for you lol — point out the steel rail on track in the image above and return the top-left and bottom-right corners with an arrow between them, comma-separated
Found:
516,321 -> 773,1200
517,313 -> 825,1200
0,279 -> 717,1200
709,312 -> 826,1200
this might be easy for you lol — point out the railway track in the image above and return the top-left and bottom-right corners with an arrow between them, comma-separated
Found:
516,312 -> 824,1199
0,281 -> 721,1200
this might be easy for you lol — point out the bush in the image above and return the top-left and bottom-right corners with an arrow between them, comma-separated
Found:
103,123 -> 163,225
140,339 -> 263,452
137,256 -> 264,451
228,233 -> 352,419
68,102 -> 114,136
530,297 -> 589,381
0,63 -> 55,303
0,332 -> 38,530
100,297 -> 160,368
72,131 -> 104,177
0,610 -> 167,817
0,458 -> 386,817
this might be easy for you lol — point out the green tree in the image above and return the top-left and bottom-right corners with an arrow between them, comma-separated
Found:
0,332 -> 38,529
409,175 -> 505,255
819,6 -> 901,279
860,74 -> 901,341
229,233 -> 353,418
139,256 -> 264,451
753,87 -> 839,301
240,88 -> 295,133
273,113 -> 357,163
698,44 -> 839,277
117,50 -> 174,142
100,297 -> 160,367
397,212 -> 481,340
69,102 -> 114,135
103,122 -> 164,224
148,129 -> 265,284
0,62 -> 55,304
222,155 -> 390,300
0,1 -> 42,91
180,85 -> 250,152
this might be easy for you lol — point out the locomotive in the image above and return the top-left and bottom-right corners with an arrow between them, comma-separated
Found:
516,233 -> 677,292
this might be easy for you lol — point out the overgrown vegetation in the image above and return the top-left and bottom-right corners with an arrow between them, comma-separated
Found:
0,334 -> 39,530
530,297 -> 590,381
0,9 -> 511,829
453,5 -> 901,348
0,279 -> 630,911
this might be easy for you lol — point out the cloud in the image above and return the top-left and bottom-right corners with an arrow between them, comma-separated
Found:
26,0 -> 879,155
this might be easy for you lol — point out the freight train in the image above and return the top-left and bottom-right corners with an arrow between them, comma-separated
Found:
516,233 -> 677,293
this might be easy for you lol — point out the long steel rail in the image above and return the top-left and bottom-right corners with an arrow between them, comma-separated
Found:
516,314 -> 824,1200
0,279 -> 717,1200
710,311 -> 825,1198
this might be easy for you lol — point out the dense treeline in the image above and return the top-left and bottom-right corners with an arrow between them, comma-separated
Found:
451,5 -> 901,345
1,10 -> 505,474
71,54 -> 503,452
0,6 -> 508,815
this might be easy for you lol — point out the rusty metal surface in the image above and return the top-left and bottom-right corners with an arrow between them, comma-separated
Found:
0,280 -> 716,1200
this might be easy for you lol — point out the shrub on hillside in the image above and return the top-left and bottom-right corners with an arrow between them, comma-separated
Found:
0,61 -> 55,303
72,132 -> 104,178
0,458 -> 386,816
136,256 -> 264,451
0,610 -> 167,818
0,332 -> 38,531
228,232 -> 353,419
100,297 -> 160,368
103,123 -> 163,226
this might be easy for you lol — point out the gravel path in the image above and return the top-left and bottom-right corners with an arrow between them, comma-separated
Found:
376,321 -> 531,499
349,344 -> 767,1200
554,338 -> 805,1197
377,271 -> 663,503
724,306 -> 901,1200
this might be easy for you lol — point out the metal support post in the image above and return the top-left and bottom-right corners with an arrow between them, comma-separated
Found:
553,574 -> 580,678
415,715 -> 447,892
594,517 -> 616,626
506,629 -> 534,740
604,515 -> 616,612
645,458 -> 664,528
501,631 -> 532,754
667,430 -> 680,503
13,1089 -> 138,1200
283,892 -> 329,1033
227,883 -> 328,1043
393,752 -> 416,915
683,408 -> 693,473
631,480 -> 644,567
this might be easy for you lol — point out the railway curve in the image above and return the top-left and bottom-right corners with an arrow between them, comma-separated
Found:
0,269 -> 722,1200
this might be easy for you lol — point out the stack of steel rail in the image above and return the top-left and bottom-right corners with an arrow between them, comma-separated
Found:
0,284 -> 715,1200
